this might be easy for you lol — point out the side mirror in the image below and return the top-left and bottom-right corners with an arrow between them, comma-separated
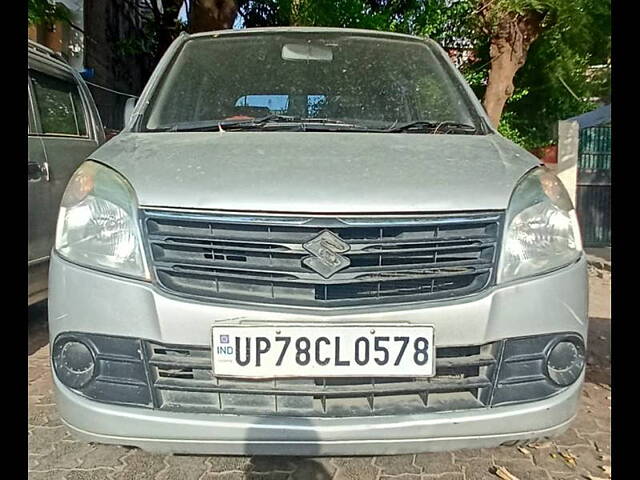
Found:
123,97 -> 138,128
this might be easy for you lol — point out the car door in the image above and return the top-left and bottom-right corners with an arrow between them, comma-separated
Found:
28,76 -> 52,263
29,66 -> 100,252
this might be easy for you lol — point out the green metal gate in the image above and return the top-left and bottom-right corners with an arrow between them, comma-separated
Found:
576,126 -> 611,246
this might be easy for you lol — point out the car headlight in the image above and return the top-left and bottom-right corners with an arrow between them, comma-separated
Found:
55,161 -> 149,280
498,167 -> 582,283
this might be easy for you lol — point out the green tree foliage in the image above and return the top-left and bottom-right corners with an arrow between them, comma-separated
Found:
501,0 -> 611,148
238,0 -> 474,42
28,0 -> 72,27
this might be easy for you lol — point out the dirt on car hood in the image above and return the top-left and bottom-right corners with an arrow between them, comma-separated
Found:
91,131 -> 540,213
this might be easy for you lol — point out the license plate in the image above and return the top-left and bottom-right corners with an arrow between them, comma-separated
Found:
211,325 -> 435,378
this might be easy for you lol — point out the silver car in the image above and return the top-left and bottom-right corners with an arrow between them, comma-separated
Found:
28,40 -> 104,305
48,27 -> 588,456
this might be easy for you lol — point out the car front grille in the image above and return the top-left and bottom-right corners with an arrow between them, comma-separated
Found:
142,210 -> 502,307
144,340 -> 501,417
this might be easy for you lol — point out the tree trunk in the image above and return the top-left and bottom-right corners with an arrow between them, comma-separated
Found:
482,12 -> 544,128
189,0 -> 238,33
483,36 -> 523,128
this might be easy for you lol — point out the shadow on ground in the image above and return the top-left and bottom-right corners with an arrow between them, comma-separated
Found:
28,300 -> 49,356
586,316 -> 611,386
246,456 -> 334,479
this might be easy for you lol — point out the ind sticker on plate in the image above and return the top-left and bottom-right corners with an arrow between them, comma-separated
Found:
211,325 -> 435,378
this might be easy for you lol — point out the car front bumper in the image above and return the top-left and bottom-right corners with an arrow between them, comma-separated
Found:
56,374 -> 582,455
48,253 -> 588,455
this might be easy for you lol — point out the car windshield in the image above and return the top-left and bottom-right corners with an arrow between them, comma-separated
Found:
141,32 -> 483,133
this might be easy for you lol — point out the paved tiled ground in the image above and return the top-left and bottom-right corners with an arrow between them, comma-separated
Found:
28,269 -> 611,480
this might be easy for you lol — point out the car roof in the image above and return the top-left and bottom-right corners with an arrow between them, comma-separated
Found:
28,39 -> 73,72
187,26 -> 430,43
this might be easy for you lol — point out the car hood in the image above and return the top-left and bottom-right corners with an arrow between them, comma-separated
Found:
91,131 -> 540,213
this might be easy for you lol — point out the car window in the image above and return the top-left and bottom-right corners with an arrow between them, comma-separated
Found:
144,33 -> 479,131
233,94 -> 327,117
30,70 -> 87,137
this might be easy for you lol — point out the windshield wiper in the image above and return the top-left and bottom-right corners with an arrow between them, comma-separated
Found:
164,118 -> 266,132
242,115 -> 365,129
163,115 -> 373,132
244,114 -> 361,124
386,120 -> 478,134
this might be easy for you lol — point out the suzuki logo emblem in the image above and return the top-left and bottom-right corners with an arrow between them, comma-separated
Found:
302,230 -> 351,278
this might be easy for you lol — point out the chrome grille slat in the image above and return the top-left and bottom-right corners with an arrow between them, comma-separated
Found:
143,210 -> 502,307
149,235 -> 495,252
147,221 -> 496,244
157,267 -> 490,287
151,238 -> 297,254
151,241 -> 494,262
155,260 -> 492,281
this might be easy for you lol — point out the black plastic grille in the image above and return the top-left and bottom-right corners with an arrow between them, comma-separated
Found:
144,341 -> 501,417
143,210 -> 502,307
53,332 -> 581,414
